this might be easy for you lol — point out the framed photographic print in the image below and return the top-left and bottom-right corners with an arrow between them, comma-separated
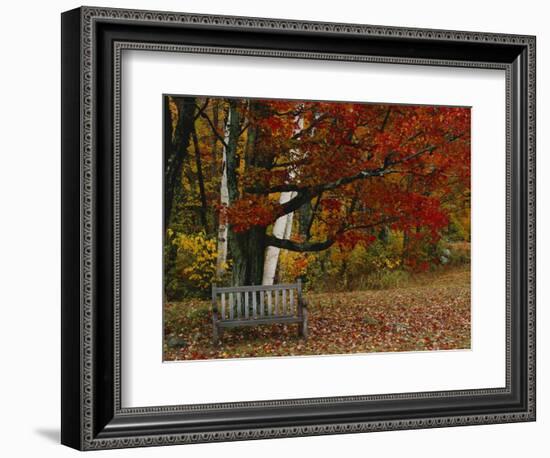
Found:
61,6 -> 536,450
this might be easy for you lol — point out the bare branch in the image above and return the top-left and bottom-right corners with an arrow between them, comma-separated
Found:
193,100 -> 209,120
239,122 -> 250,136
199,110 -> 228,149
380,107 -> 391,132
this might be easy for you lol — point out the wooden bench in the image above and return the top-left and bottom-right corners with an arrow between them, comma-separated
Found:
211,281 -> 308,344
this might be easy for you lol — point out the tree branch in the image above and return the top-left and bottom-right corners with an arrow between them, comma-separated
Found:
265,235 -> 336,252
291,113 -> 331,140
305,192 -> 323,240
246,142 -> 438,197
191,126 -> 209,232
269,158 -> 310,170
199,110 -> 228,149
278,145 -> 439,216
380,107 -> 391,132
266,217 -> 397,252
193,100 -> 209,120
239,122 -> 250,136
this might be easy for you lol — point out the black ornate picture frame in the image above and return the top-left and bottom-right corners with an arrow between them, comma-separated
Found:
61,6 -> 536,450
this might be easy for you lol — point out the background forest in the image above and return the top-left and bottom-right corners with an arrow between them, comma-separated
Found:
163,95 -> 471,360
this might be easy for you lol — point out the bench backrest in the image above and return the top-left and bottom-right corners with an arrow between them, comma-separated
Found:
212,281 -> 303,321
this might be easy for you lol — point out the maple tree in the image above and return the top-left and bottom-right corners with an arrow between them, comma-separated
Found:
164,95 -> 470,291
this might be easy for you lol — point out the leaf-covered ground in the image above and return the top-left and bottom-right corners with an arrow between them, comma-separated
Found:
163,267 -> 470,361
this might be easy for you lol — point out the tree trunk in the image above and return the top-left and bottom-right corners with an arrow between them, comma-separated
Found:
215,103 -> 233,278
164,97 -> 195,301
298,199 -> 313,239
231,226 -> 266,286
191,128 -> 209,233
401,175 -> 414,265
164,97 -> 196,229
226,100 -> 271,286
262,191 -> 296,285
223,99 -> 254,286
378,225 -> 390,244
225,101 -> 268,286
211,99 -> 219,177
262,114 -> 303,285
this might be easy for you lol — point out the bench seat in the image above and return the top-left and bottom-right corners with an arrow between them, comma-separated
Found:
211,281 -> 308,344
218,316 -> 303,328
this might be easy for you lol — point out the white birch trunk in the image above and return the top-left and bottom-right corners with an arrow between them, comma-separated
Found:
262,191 -> 296,285
262,114 -> 303,285
216,109 -> 231,277
283,207 -> 295,240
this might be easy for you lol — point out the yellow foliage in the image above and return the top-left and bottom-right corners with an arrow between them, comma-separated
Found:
168,97 -> 178,141
277,233 -> 406,291
278,251 -> 309,281
173,232 -> 219,291
450,209 -> 471,241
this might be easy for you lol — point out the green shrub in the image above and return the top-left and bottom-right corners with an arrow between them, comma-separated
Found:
282,231 -> 408,292
357,269 -> 411,290
437,240 -> 470,266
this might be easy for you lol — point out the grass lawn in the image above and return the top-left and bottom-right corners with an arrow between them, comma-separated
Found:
163,266 -> 471,361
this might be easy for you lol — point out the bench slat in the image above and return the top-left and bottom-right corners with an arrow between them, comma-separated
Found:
213,283 -> 300,294
212,282 -> 307,343
260,292 -> 265,317
219,316 -> 302,328
213,282 -> 303,322
236,293 -> 242,318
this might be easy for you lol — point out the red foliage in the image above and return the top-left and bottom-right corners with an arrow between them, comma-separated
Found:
336,231 -> 377,250
227,99 -> 470,265
226,197 -> 276,232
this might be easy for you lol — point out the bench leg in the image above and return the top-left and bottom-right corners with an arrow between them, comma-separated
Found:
213,322 -> 220,345
299,309 -> 308,339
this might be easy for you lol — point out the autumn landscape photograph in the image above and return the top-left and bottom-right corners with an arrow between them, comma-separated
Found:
163,95 -> 471,361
